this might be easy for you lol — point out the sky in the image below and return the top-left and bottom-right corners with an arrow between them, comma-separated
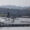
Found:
0,0 -> 30,7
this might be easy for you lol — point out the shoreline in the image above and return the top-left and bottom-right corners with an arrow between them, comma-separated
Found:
0,22 -> 30,27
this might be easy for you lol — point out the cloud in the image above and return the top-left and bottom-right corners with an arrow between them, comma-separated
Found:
0,0 -> 30,6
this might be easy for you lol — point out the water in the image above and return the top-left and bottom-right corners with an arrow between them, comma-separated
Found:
0,17 -> 30,24
0,17 -> 30,30
0,27 -> 30,30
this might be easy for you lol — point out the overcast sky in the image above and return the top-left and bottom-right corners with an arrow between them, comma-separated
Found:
0,0 -> 30,7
